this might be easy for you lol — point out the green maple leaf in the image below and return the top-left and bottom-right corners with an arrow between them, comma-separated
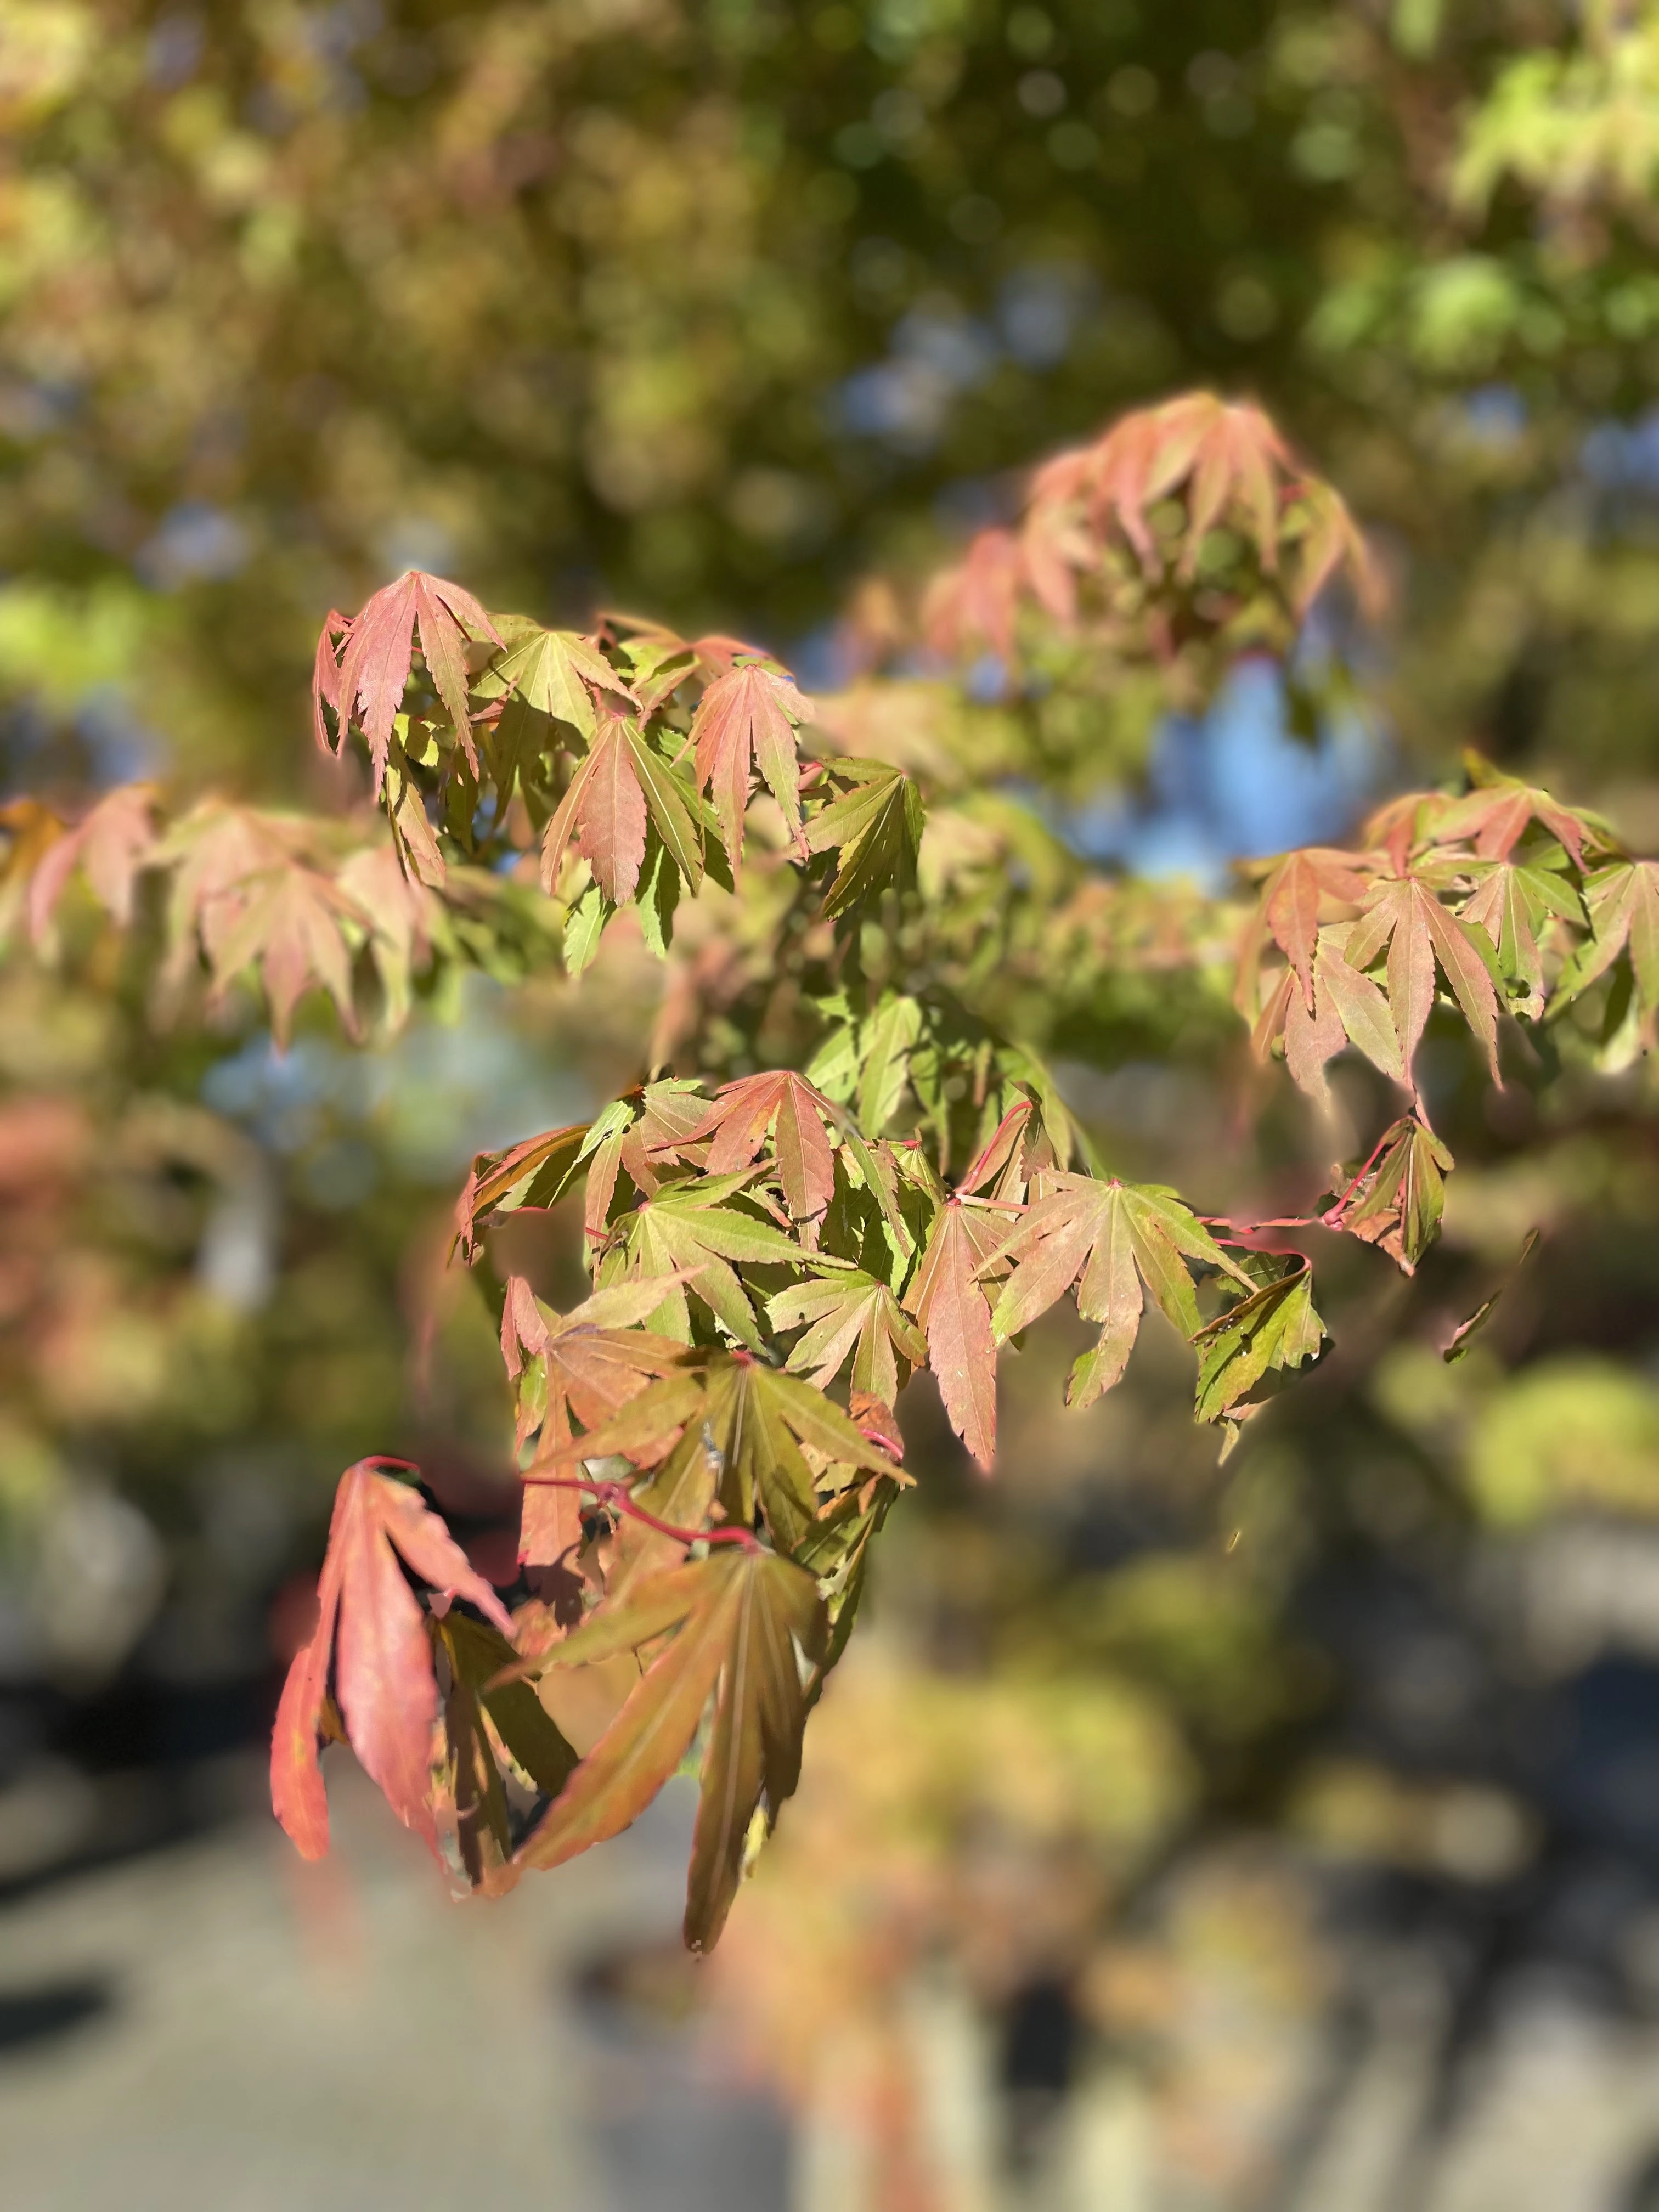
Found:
600,1170 -> 806,1348
432,1611 -> 581,1886
701,1353 -> 901,1553
804,758 -> 925,918
767,1263 -> 928,1406
1460,858 -> 1582,1021
1192,1260 -> 1328,1457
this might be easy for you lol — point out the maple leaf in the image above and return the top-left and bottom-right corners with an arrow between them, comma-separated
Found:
154,804 -> 370,1045
1191,1260 -> 1328,1457
516,1547 -> 827,1952
1253,926 -> 1406,1108
1324,1116 -> 1455,1272
699,1353 -> 901,1554
922,526 -> 1028,659
1550,859 -> 1659,1040
271,1459 -> 514,1861
499,1275 -> 690,1564
538,710 -> 704,904
488,625 -> 623,739
1249,847 -> 1372,1011
205,861 -> 365,1045
599,1170 -> 806,1349
991,1176 -> 1245,1407
329,572 -> 504,792
768,1263 -> 928,1406
689,1071 -> 839,1224
576,1079 -> 711,1244
1432,759 -> 1593,871
528,1347 -> 901,1559
311,608 -> 350,756
27,783 -> 159,948
1345,873 -> 1503,1086
336,842 -> 435,1029
689,658 -> 816,869
806,991 -> 926,1136
803,758 -> 926,918
453,1120 -> 589,1261
1459,859 -> 1583,1020
900,1116 -> 1029,1471
1015,391 -> 1375,616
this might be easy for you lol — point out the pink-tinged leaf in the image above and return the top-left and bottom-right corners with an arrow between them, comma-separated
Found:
270,1581 -> 340,1860
922,528 -> 1027,659
517,1548 -> 826,1953
539,747 -> 600,896
575,715 -> 648,904
204,864 -> 363,1047
27,783 -> 159,946
989,1175 -> 1240,1405
1420,892 -> 1503,1085
517,1561 -> 739,1874
690,661 -> 816,867
904,1201 -> 998,1469
690,1071 -> 838,1222
335,573 -> 417,793
335,572 -> 502,793
1261,849 -> 1370,1010
1349,878 -> 1436,1080
500,1274 -> 551,1380
1435,770 -> 1589,871
414,575 -> 503,776
1316,940 -> 1406,1084
269,1460 -> 513,1861
1387,890 -> 1436,1077
958,1098 -> 1034,1198
1283,973 -> 1348,1108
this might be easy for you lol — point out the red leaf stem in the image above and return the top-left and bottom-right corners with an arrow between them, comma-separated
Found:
520,1471 -> 763,1554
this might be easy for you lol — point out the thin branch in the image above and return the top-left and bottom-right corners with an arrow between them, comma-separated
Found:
1203,1120 -> 1407,1244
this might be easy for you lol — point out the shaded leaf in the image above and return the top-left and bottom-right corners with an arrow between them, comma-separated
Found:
804,759 -> 925,918
517,1549 -> 826,1953
1325,1116 -> 1454,1272
1192,1261 -> 1328,1454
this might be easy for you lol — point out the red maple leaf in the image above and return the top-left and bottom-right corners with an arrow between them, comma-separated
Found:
323,573 -> 503,793
271,1459 -> 514,1860
27,783 -> 159,946
1256,847 -> 1372,1008
687,1070 -> 839,1222
690,659 -> 815,867
900,1101 -> 1032,1471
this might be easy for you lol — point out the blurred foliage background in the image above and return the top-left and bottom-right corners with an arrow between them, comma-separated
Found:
12,1 -> 1659,2205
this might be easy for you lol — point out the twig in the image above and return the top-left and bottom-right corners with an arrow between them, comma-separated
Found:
1203,1121 -> 1404,1244
520,1469 -> 761,1554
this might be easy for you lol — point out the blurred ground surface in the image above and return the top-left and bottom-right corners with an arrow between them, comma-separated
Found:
0,1756 -> 789,2212
8,1751 -> 1659,2210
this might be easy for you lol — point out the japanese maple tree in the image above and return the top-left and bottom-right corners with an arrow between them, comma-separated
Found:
18,392 -> 1650,1953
